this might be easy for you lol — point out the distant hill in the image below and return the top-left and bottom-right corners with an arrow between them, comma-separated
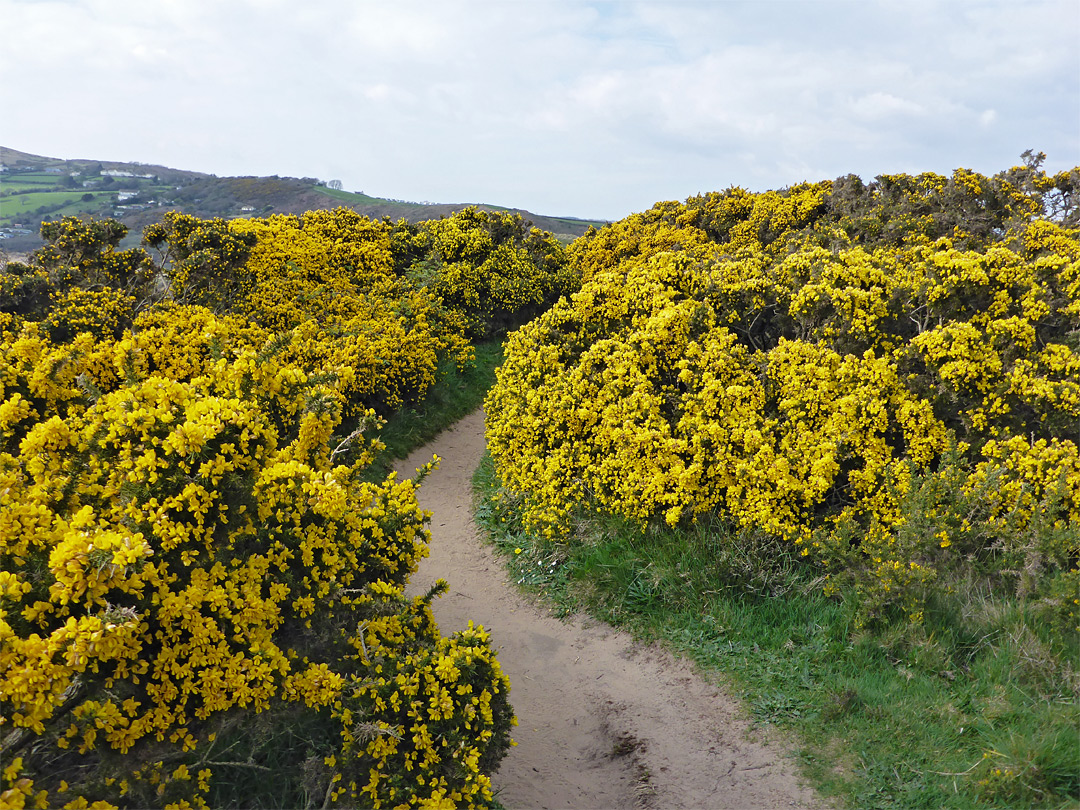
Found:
0,147 -> 606,255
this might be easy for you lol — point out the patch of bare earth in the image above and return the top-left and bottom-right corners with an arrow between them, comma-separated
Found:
400,411 -> 823,810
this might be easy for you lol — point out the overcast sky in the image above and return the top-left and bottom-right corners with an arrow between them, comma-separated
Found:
2,0 -> 1078,220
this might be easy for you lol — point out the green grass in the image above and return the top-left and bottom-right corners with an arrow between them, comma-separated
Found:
0,178 -> 62,192
0,189 -> 166,229
472,455 -> 1080,809
0,190 -> 106,224
0,190 -> 84,208
1,172 -> 65,183
360,341 -> 504,480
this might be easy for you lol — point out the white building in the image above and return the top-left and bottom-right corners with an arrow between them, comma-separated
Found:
102,170 -> 155,179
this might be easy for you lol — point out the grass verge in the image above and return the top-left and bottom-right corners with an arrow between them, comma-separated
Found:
362,341 -> 503,478
472,454 -> 1080,809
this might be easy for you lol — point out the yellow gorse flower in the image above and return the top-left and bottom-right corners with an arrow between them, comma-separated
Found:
487,164 -> 1080,627
1,207 -> 521,808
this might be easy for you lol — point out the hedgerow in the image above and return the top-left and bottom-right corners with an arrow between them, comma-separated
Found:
1,210 -> 521,808
486,157 -> 1080,630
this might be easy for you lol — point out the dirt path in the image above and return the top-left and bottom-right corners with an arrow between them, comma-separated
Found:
399,411 -> 822,810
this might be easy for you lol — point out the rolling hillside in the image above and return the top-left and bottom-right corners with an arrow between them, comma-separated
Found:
0,146 -> 606,254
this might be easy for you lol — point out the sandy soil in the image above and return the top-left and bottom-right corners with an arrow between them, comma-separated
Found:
399,411 -> 823,810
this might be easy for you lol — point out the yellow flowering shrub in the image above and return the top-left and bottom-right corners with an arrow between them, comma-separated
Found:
122,303 -> 270,383
824,164 -> 1045,250
230,208 -> 395,294
0,217 -> 153,337
227,210 -> 473,412
0,261 -> 50,322
132,210 -> 470,418
487,162 -> 1079,625
1,214 -> 515,807
143,212 -> 257,311
329,592 -> 513,809
139,205 -> 570,416
411,207 -> 578,337
569,182 -> 830,286
43,288 -> 137,343
968,436 -> 1080,583
487,253 -> 947,547
568,200 -> 712,283
1,349 -> 513,807
27,217 -> 154,300
0,323 -> 119,454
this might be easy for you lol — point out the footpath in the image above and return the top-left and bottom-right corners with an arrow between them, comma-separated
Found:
399,410 -> 821,810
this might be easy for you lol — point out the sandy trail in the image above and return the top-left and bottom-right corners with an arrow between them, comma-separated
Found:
399,411 -> 821,810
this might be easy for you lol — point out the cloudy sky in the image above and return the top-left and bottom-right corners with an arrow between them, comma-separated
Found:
2,0 -> 1078,220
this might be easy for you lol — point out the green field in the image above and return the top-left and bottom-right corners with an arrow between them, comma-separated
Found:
1,190 -> 85,208
0,174 -> 65,191
0,190 -> 111,224
3,171 -> 66,181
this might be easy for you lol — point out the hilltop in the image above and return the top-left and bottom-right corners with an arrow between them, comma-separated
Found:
0,146 -> 606,254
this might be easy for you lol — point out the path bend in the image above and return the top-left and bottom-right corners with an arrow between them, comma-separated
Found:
399,410 -> 822,810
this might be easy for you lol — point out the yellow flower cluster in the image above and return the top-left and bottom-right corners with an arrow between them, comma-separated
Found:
230,208 -> 396,297
35,217 -> 153,295
144,212 -> 258,311
486,252 -> 947,542
1,212 -> 516,807
227,209 -> 474,412
121,303 -> 270,383
568,182 -> 829,285
413,207 -> 579,338
0,323 -> 119,454
968,436 -> 1080,574
487,164 -> 1079,625
328,589 -> 513,809
43,288 -> 137,343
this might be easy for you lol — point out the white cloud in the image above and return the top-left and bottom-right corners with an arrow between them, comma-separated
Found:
363,84 -> 393,102
1,0 -> 1076,219
851,92 -> 927,120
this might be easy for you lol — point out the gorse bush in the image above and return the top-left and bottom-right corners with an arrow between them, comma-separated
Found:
1,209 -> 526,808
485,157 -> 1080,630
401,207 -> 579,339
481,156 -> 1079,808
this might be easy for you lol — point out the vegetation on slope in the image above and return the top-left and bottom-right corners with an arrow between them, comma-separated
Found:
480,153 -> 1080,808
0,147 -> 606,255
0,207 -> 566,808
